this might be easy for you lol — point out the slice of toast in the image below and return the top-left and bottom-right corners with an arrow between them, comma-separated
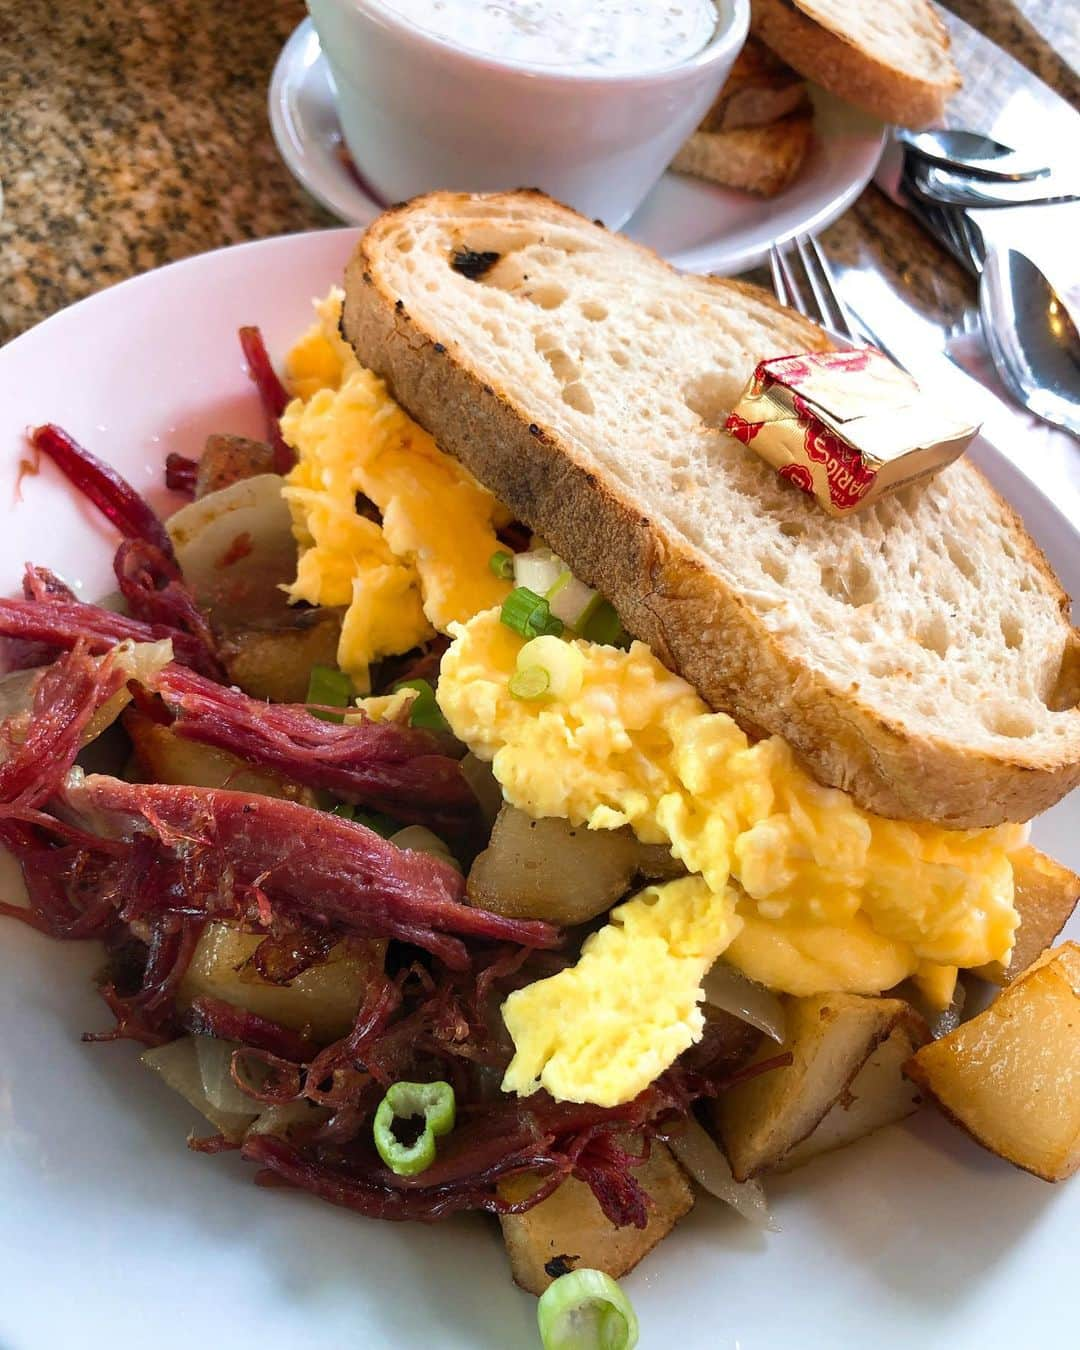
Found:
341,191 -> 1080,829
752,0 -> 961,129
701,36 -> 810,132
671,113 -> 813,197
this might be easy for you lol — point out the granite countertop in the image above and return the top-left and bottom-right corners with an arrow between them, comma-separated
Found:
0,0 -> 1075,345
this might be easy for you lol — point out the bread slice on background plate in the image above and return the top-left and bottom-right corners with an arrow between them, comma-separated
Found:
671,115 -> 813,197
700,36 -> 810,132
751,0 -> 961,128
672,37 -> 813,197
341,191 -> 1080,829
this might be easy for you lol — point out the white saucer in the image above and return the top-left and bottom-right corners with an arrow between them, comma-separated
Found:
269,19 -> 886,275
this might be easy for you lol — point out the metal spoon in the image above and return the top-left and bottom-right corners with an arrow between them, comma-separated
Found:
896,128 -> 1050,182
908,158 -> 1080,209
979,247 -> 1080,437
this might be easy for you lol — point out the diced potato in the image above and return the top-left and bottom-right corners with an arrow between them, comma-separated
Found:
123,709 -> 317,805
195,434 -> 276,499
176,921 -> 385,1044
220,610 -> 342,704
975,847 -> 1079,984
905,943 -> 1080,1182
498,1138 -> 693,1296
713,993 -> 928,1180
467,805 -> 683,925
776,1019 -> 926,1171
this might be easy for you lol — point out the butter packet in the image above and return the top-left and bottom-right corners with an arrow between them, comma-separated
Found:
725,348 -> 980,517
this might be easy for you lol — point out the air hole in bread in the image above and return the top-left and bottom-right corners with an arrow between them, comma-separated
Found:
984,705 -> 1037,739
1046,634 -> 1080,711
760,554 -> 788,585
916,615 -> 950,658
683,372 -> 730,429
581,300 -> 608,322
820,555 -> 878,608
562,381 -> 595,415
944,535 -> 977,580
610,349 -> 630,368
527,283 -> 569,311
1000,613 -> 1023,650
533,333 -> 593,413
779,521 -> 805,538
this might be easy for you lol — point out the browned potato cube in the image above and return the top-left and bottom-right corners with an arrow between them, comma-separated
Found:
124,709 -> 316,805
975,848 -> 1080,985
776,1017 -> 926,1172
196,434 -> 277,499
177,921 -> 385,1044
467,805 -> 683,925
220,611 -> 342,704
905,943 -> 1080,1182
498,1138 -> 693,1296
713,993 -> 927,1180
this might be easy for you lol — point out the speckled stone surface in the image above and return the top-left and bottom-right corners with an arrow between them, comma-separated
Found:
0,0 -> 1075,344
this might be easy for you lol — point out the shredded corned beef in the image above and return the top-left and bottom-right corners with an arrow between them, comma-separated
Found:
0,588 -> 224,679
113,539 -> 219,665
31,424 -> 179,564
238,327 -> 295,474
164,453 -> 198,496
0,643 -> 126,810
153,663 -> 477,832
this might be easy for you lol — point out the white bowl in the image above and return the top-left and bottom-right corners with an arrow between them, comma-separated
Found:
304,0 -> 750,229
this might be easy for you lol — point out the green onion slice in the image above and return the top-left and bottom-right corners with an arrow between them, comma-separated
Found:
537,1269 -> 639,1350
305,664 -> 353,723
391,677 -> 450,733
373,1080 -> 456,1177
489,548 -> 516,579
508,666 -> 551,701
500,587 -> 565,641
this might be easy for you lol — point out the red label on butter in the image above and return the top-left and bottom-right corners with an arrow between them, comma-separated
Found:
725,348 -> 980,517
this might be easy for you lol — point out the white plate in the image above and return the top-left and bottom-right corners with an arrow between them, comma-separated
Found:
269,19 -> 886,275
0,230 -> 1077,1350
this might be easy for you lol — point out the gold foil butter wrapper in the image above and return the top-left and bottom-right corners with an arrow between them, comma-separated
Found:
725,348 -> 980,517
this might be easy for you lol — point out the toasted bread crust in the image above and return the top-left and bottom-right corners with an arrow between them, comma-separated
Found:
751,0 -> 961,129
341,191 -> 1080,828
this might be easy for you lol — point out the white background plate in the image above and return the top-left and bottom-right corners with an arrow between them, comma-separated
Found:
0,230 -> 1076,1350
269,19 -> 886,275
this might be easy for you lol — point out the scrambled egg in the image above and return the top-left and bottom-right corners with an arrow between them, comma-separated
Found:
437,609 -> 1024,1105
280,291 -> 510,683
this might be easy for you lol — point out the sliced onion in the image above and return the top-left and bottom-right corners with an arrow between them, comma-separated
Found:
141,1036 -> 256,1141
461,752 -> 504,829
168,472 -> 296,627
82,639 -> 174,745
390,825 -> 461,872
665,1117 -> 776,1230
248,1100 -> 330,1138
195,1034 -> 258,1116
701,960 -> 786,1043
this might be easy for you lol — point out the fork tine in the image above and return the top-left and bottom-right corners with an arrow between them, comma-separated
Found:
801,234 -> 858,342
768,245 -> 789,307
771,241 -> 811,321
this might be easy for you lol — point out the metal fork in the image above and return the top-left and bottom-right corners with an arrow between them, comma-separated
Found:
769,234 -> 867,347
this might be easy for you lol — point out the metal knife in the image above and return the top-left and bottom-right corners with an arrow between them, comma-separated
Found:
832,264 -> 1080,555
